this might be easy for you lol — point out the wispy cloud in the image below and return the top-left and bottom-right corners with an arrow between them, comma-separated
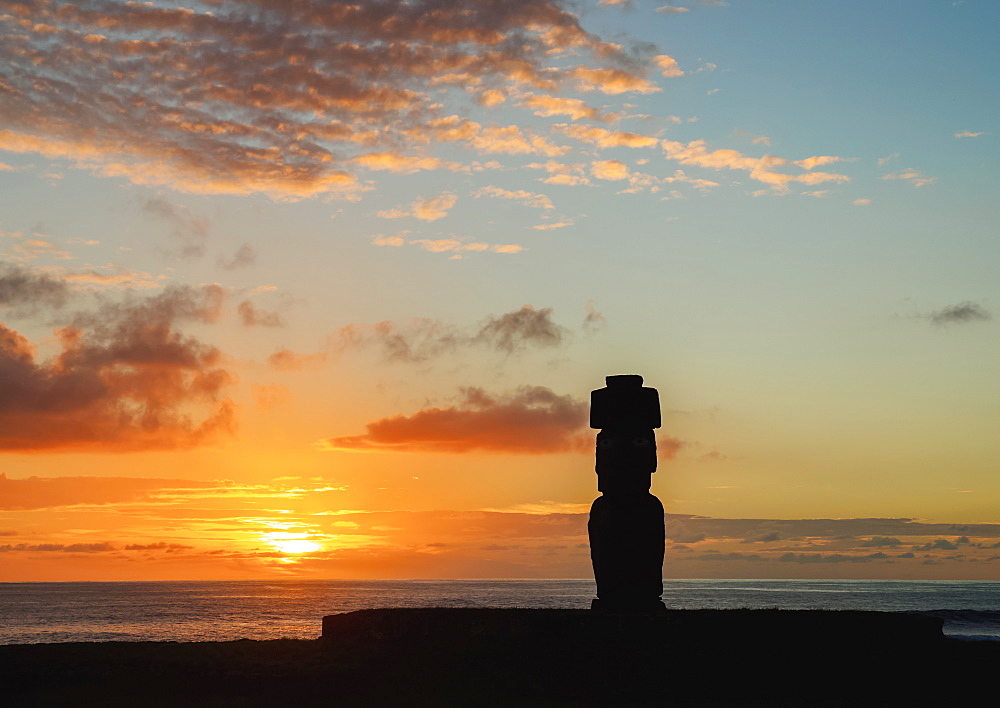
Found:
337,304 -> 571,364
662,140 -> 850,192
378,192 -> 458,222
882,169 -> 936,188
473,186 -> 554,210
921,302 -> 992,326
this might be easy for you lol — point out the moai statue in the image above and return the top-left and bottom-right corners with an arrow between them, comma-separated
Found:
588,374 -> 666,613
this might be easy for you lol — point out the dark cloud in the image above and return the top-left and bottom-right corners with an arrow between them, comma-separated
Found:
0,284 -> 235,451
742,531 -> 782,544
338,304 -> 570,363
695,552 -> 764,561
237,300 -> 283,327
217,244 -> 256,271
924,302 -> 992,326
474,305 -> 568,353
914,539 -> 960,551
321,385 -> 589,453
0,261 -> 70,315
659,515 -> 1000,544
859,536 -> 904,547
777,552 -> 891,564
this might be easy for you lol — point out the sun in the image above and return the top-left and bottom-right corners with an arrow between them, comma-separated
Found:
263,532 -> 321,554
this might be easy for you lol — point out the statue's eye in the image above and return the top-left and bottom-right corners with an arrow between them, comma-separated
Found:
598,437 -> 615,449
632,437 -> 650,447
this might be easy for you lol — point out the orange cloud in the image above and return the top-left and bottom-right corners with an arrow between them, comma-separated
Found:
378,192 -> 459,221
571,67 -> 660,95
652,54 -> 684,78
519,94 -> 603,121
0,283 -> 235,451
0,473 -> 219,510
661,140 -> 851,191
556,125 -> 659,149
471,125 -> 571,157
591,159 -> 631,180
882,169 -> 936,188
473,186 -> 554,209
320,385 -> 589,454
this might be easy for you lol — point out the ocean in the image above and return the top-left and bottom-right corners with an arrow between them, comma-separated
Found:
1,579 -> 997,644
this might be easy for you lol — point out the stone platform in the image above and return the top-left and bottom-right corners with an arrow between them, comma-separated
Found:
322,607 -> 944,651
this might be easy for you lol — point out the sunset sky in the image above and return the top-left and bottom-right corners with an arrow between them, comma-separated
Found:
2,0 -> 999,582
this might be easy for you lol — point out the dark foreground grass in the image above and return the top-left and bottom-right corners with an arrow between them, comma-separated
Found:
2,609 -> 996,706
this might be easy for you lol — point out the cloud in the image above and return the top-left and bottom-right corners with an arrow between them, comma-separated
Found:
526,160 -> 592,186
267,348 -> 328,371
0,230 -> 72,262
124,542 -> 194,552
556,125 -> 659,149
237,300 -> 284,327
0,473 -> 218,510
794,156 -> 843,170
777,552 -> 891,564
591,159 -> 631,181
532,220 -> 575,230
338,304 -> 569,363
954,131 -> 984,138
859,536 -> 904,547
470,125 -> 571,156
0,283 -> 235,451
217,244 -> 256,271
0,542 -> 117,553
882,169 -> 936,188
0,0 -> 652,198
656,6 -> 692,15
319,385 -> 589,453
519,94 -> 603,121
473,186 -> 554,209
476,305 -> 568,353
661,140 -> 850,191
570,68 -> 660,95
0,261 -> 70,315
379,192 -> 458,222
144,198 -> 210,260
853,198 -> 871,206
652,55 -> 684,78
923,302 -> 991,326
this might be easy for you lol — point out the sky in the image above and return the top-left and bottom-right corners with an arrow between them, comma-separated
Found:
1,0 -> 999,582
